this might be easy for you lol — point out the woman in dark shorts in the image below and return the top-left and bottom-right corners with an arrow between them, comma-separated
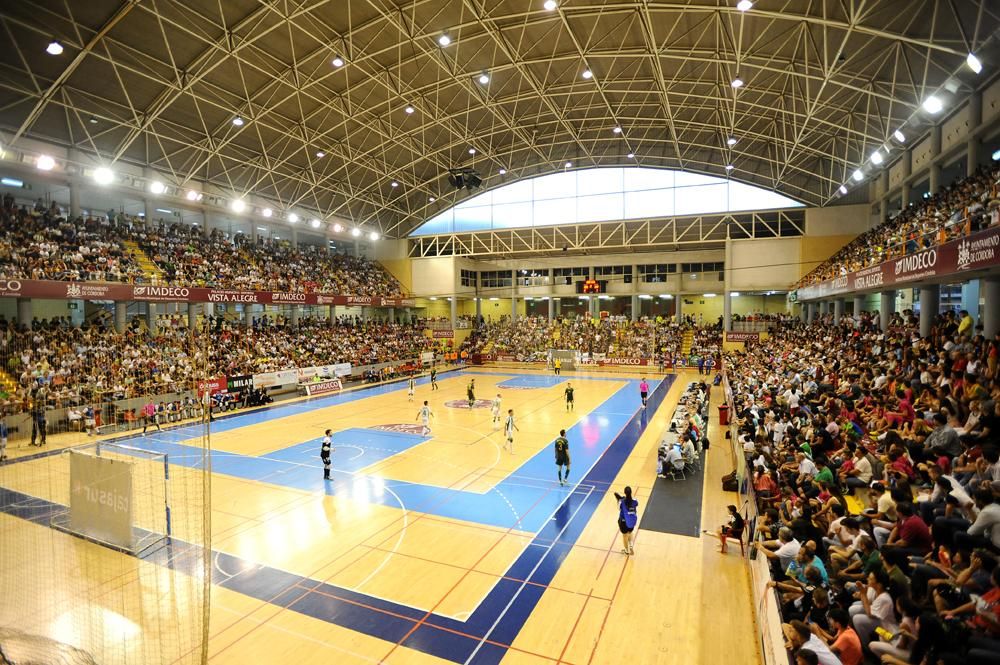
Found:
614,486 -> 639,555
717,504 -> 746,554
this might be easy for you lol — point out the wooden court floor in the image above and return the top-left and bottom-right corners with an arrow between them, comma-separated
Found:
0,367 -> 759,665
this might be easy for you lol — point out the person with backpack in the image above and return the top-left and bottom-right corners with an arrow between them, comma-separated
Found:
614,486 -> 639,555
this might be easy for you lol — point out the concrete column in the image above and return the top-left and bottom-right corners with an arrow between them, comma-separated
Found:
983,278 -> 1000,338
555,298 -> 562,317
548,297 -> 555,322
146,302 -> 158,334
204,302 -> 214,319
188,303 -> 197,330
388,307 -> 395,324
450,297 -> 458,329
962,280 -> 981,329
510,297 -> 517,323
631,295 -> 640,322
144,199 -> 155,224
251,225 -> 258,243
968,91 -> 983,176
805,302 -> 815,325
929,125 -> 942,193
114,301 -> 127,333
879,291 -> 896,332
16,298 -> 32,329
819,301 -> 829,318
834,298 -> 845,323
723,292 -> 732,331
69,182 -> 81,218
588,297 -> 597,318
853,295 -> 865,318
291,228 -> 299,248
475,297 -> 482,321
675,294 -> 683,324
290,304 -> 300,328
919,285 -> 940,338
354,239 -> 360,256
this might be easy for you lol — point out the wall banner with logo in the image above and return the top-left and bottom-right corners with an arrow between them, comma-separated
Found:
303,378 -> 343,396
227,375 -> 253,393
252,369 -> 299,388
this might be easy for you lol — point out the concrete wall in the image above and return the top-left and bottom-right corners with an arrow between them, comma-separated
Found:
803,204 -> 871,237
729,238 -> 801,290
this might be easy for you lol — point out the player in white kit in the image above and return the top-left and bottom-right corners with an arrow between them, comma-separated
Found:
504,408 -> 519,454
491,393 -> 502,430
416,400 -> 434,433
407,375 -> 416,401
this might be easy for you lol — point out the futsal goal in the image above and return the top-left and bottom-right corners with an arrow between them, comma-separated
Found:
50,442 -> 171,556
549,349 -> 577,370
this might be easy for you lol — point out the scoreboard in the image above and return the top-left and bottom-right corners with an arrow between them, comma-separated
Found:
576,279 -> 606,294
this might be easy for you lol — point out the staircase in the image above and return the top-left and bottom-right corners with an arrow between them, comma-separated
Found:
123,240 -> 164,284
681,329 -> 694,356
0,367 -> 19,400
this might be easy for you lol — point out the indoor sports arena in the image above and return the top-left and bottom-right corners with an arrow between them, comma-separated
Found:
1,2 -> 1000,664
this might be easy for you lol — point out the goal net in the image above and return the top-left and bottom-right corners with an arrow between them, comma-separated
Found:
549,349 -> 577,370
0,320 -> 212,664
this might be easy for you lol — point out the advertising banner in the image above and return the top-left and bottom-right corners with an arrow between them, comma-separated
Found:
333,362 -> 352,377
69,450 -> 134,551
303,378 -> 343,396
725,332 -> 761,342
796,226 -> 1000,301
196,376 -> 228,396
432,329 -> 454,338
227,374 -> 253,393
597,358 -> 649,366
252,369 -> 299,388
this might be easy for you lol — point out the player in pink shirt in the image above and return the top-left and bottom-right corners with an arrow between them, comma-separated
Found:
639,378 -> 649,407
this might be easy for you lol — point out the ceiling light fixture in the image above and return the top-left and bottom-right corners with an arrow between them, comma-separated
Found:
612,126 -> 622,134
428,197 -> 436,202
230,199 -> 246,213
232,116 -> 244,126
731,77 -> 744,88
92,167 -> 114,185
332,56 -> 345,68
310,219 -> 321,229
390,181 -> 399,187
438,34 -> 451,47
261,208 -> 272,217
478,72 -> 490,84
727,136 -> 738,146
149,181 -> 166,195
852,169 -> 864,182
288,213 -> 299,223
185,190 -> 201,201
565,161 -> 573,168
333,223 -> 343,232
351,227 -> 362,237
725,164 -> 734,171
736,0 -> 753,11
368,231 -> 379,241
893,129 -> 906,142
499,167 -> 507,175
922,95 -> 943,114
315,150 -> 325,158
36,155 -> 55,171
581,69 -> 593,79
544,0 -> 557,9
468,148 -> 476,155
88,116 -> 98,125
967,53 -> 983,74
404,105 -> 415,114
839,185 -> 848,195
627,152 -> 635,159
46,40 -> 63,55
870,150 -> 884,165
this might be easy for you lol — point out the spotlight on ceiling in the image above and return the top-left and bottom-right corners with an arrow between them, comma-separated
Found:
839,185 -> 848,195
261,208 -> 272,217
967,53 -> 983,74
232,116 -> 244,126
922,95 -> 943,114
565,161 -> 573,168
581,69 -> 593,79
310,218 -> 321,229
186,190 -> 201,201
428,197 -> 436,203
230,199 -> 246,213
447,167 -> 483,190
368,231 -> 379,241
725,164 -> 735,171
404,105 -> 415,114
544,0 -> 557,9
893,130 -> 906,143
727,136 -> 738,146
438,34 -> 451,47
333,223 -> 343,232
499,167 -> 507,175
36,155 -> 55,171
149,181 -> 166,195
731,77 -> 744,88
736,0 -> 754,11
331,56 -> 345,68
351,227 -> 362,237
852,169 -> 864,182
315,150 -> 325,158
871,150 -> 884,165
627,152 -> 635,159
612,126 -> 622,134
288,213 -> 299,223
390,181 -> 399,188
92,167 -> 114,185
46,40 -> 63,55
478,72 -> 490,84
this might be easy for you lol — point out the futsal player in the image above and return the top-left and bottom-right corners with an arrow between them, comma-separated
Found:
639,377 -> 649,408
430,367 -> 439,390
407,374 -> 416,402
554,429 -> 570,486
504,408 -> 519,454
417,400 -> 434,433
491,393 -> 502,430
467,379 -> 476,408
321,429 -> 333,480
564,382 -> 575,411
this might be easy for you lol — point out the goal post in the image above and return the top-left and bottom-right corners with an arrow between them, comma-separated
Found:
50,442 -> 171,556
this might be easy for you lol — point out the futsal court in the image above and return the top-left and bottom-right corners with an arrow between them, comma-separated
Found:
0,365 -> 756,664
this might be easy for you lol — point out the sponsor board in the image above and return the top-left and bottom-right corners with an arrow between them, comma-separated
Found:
196,376 -> 228,396
597,358 -> 649,366
432,329 -> 455,338
271,291 -> 308,303
227,374 -> 253,392
205,289 -> 260,303
333,362 -> 352,377
303,378 -> 343,396
725,332 -> 760,342
132,285 -> 191,301
252,369 -> 299,388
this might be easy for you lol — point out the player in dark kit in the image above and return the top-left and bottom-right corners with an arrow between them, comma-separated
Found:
554,430 -> 570,486
430,367 -> 439,390
467,379 -> 476,408
321,429 -> 333,480
564,383 -> 575,411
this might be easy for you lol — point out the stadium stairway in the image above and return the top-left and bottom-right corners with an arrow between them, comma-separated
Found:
123,240 -> 164,284
681,329 -> 694,355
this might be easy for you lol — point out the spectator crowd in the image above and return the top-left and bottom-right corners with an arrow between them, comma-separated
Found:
725,308 -> 1000,665
797,162 -> 1000,288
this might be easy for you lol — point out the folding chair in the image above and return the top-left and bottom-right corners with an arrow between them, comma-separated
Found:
669,463 -> 686,481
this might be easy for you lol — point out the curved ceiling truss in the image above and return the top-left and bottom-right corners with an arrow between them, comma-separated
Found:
0,0 -> 996,238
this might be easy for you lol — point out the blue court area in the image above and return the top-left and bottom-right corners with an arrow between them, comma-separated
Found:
495,375 -> 566,388
0,370 -> 674,664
